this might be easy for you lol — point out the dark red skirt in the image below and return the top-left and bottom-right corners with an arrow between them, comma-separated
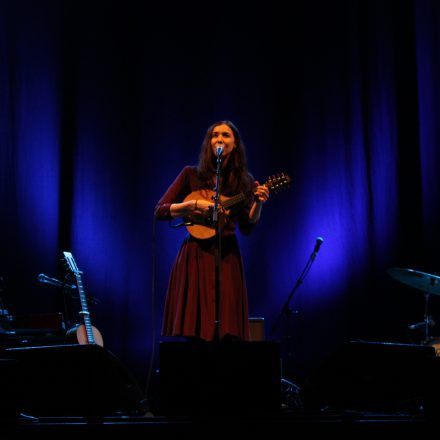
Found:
161,235 -> 251,341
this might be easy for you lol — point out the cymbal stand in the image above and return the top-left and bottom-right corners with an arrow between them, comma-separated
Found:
424,293 -> 431,342
422,292 -> 437,343
408,291 -> 435,343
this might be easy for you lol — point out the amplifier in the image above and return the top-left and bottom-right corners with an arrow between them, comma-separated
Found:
249,317 -> 265,341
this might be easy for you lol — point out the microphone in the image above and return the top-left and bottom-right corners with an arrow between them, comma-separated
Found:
215,143 -> 224,156
408,318 -> 435,330
38,273 -> 76,289
313,237 -> 324,254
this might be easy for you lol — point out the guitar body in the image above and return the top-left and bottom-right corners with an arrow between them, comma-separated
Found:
66,324 -> 104,347
183,190 -> 230,240
182,173 -> 291,240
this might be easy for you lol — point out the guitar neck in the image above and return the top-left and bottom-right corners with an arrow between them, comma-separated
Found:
75,273 -> 95,345
222,192 -> 247,209
222,177 -> 287,209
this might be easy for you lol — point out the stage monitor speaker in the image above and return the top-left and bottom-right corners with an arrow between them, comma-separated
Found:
159,341 -> 281,415
301,340 -> 436,413
4,344 -> 144,417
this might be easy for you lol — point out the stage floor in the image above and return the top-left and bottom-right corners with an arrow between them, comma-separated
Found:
3,408 -> 434,438
2,341 -> 439,436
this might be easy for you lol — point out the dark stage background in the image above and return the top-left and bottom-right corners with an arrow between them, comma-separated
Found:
1,0 -> 440,398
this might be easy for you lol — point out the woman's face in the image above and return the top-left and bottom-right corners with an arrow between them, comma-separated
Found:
210,124 -> 236,157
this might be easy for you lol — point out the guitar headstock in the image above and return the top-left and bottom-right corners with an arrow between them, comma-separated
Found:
62,251 -> 81,277
265,172 -> 291,194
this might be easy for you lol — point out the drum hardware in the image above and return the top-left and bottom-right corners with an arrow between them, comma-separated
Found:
0,276 -> 15,335
387,267 -> 440,344
408,316 -> 435,331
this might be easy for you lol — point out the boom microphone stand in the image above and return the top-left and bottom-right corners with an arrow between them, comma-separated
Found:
270,237 -> 324,336
270,237 -> 324,409
213,144 -> 223,339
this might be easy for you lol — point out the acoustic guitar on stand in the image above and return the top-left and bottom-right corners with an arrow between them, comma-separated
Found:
63,251 -> 104,347
182,172 -> 291,239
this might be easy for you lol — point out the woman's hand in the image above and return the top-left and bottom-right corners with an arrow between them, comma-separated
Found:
249,181 -> 269,223
253,181 -> 270,204
193,198 -> 214,214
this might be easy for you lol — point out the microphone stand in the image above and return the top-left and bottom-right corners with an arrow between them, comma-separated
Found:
270,239 -> 323,336
269,238 -> 323,409
213,150 -> 222,340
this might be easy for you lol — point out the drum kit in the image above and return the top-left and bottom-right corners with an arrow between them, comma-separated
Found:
388,267 -> 440,355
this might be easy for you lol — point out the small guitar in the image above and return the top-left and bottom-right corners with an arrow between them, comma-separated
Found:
63,251 -> 104,347
183,172 -> 291,239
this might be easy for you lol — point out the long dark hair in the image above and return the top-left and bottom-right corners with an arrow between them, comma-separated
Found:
197,120 -> 253,195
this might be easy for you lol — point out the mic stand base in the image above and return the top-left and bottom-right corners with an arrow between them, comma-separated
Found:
281,377 -> 303,410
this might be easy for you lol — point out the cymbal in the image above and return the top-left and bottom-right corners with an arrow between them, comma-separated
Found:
387,267 -> 440,296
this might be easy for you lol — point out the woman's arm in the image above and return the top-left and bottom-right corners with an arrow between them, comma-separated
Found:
170,197 -> 214,218
169,200 -> 196,218
249,182 -> 270,223
154,167 -> 192,220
